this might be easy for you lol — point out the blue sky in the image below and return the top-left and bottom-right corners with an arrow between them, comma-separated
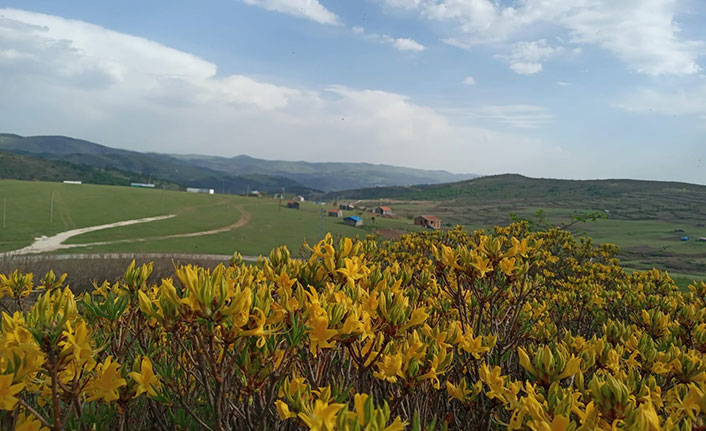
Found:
0,0 -> 705,183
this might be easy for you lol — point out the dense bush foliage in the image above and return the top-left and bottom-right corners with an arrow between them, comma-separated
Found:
1,223 -> 704,430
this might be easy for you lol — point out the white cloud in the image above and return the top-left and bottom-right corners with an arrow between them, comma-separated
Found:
383,0 -> 704,76
498,40 -> 561,74
556,81 -> 571,86
392,37 -> 425,52
238,0 -> 339,25
462,75 -> 476,85
509,63 -> 542,75
0,9 -> 298,110
352,26 -> 424,52
0,8 -> 567,175
473,105 -> 554,128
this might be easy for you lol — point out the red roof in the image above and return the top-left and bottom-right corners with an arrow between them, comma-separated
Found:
420,215 -> 441,221
379,206 -> 392,211
329,209 -> 341,212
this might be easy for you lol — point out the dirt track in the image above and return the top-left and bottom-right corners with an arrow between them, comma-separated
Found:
1,206 -> 253,255
69,206 -> 252,249
0,215 -> 175,256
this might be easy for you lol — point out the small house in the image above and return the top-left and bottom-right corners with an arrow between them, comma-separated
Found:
287,201 -> 300,209
62,180 -> 82,185
187,187 -> 215,195
375,206 -> 392,216
339,203 -> 355,210
699,237 -> 706,242
249,190 -> 261,197
131,183 -> 155,189
414,215 -> 442,230
344,216 -> 363,227
294,195 -> 305,203
328,209 -> 343,217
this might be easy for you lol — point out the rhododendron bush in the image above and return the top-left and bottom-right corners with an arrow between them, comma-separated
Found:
1,222 -> 705,430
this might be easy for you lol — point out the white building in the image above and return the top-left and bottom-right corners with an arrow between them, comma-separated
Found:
186,187 -> 215,194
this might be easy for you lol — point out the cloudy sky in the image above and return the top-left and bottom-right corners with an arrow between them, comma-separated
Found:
1,1 -> 705,183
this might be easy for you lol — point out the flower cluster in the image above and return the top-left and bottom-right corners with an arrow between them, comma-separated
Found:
0,222 -> 704,430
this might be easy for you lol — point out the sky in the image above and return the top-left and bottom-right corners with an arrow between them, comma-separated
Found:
0,1 -> 705,183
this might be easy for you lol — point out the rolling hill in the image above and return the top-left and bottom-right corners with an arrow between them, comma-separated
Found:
0,151 -> 169,186
0,134 -> 474,193
323,173 -> 706,214
171,154 -> 476,191
0,134 -> 316,194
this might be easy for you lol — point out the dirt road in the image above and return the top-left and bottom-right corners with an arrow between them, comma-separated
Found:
1,215 -> 175,256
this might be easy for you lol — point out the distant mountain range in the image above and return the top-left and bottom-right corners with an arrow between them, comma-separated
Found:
170,154 -> 476,192
0,134 -> 475,194
323,173 -> 706,201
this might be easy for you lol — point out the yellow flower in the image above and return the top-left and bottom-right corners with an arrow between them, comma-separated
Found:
459,333 -> 493,359
15,411 -> 48,431
558,355 -> 581,380
354,393 -> 369,425
400,307 -> 428,331
446,379 -> 471,402
549,415 -> 570,431
498,257 -> 516,276
471,256 -> 493,278
86,356 -> 126,402
298,399 -> 344,431
419,349 -> 452,389
59,320 -> 95,368
384,416 -> 406,431
374,353 -> 404,383
633,399 -> 660,431
276,400 -> 295,420
308,313 -> 338,357
0,374 -> 24,410
479,363 -> 507,402
337,258 -> 365,285
129,357 -> 161,398
339,311 -> 364,336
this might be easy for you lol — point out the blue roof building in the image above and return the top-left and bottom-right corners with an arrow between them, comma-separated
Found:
344,215 -> 363,227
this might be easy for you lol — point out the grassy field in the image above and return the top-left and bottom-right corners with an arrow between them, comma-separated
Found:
0,180 -> 419,257
2,179 -> 704,288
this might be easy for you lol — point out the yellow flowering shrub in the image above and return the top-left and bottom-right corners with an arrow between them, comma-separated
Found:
0,222 -> 705,430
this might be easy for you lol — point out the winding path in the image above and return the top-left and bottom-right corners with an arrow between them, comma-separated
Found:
1,206 -> 252,256
1,215 -> 176,256
69,206 -> 252,248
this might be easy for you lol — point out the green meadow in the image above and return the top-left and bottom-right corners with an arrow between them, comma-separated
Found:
0,180 -> 417,256
1,179 -> 704,288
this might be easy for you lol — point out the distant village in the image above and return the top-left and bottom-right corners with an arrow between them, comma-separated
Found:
279,194 -> 442,230
55,180 -> 438,231
116,181 -> 442,230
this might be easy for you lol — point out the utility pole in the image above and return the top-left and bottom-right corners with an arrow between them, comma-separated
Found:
319,208 -> 324,240
50,192 -> 54,225
279,186 -> 284,211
